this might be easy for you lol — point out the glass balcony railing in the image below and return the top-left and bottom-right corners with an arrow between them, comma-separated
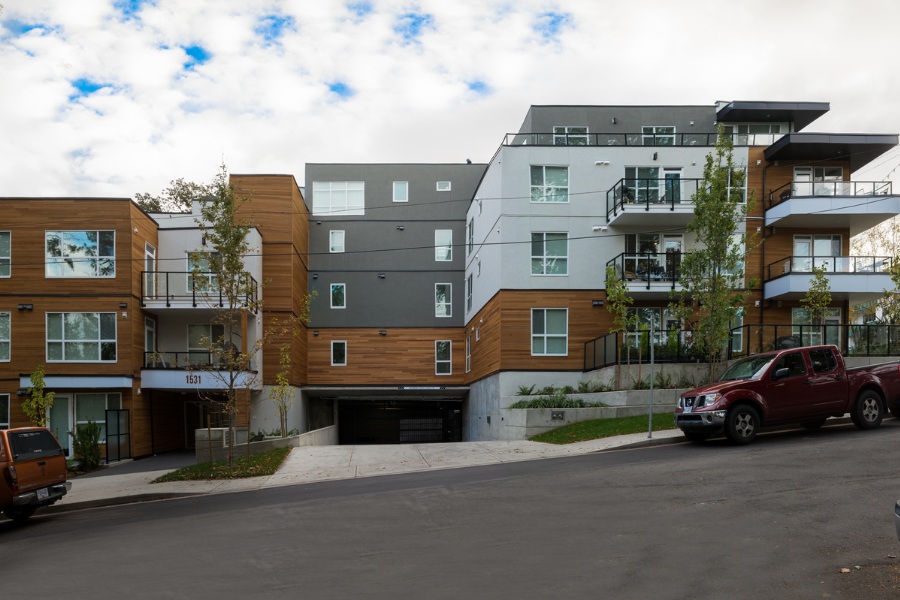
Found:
768,180 -> 892,208
728,323 -> 900,359
503,132 -> 782,147
766,255 -> 893,280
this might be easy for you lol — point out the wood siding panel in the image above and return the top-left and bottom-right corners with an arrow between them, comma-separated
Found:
464,294 -> 502,383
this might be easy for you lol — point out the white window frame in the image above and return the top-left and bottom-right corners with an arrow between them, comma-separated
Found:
330,283 -> 346,309
74,392 -> 121,442
0,393 -> 8,429
531,308 -> 568,357
435,283 -> 452,317
642,126 -> 675,146
144,242 -> 156,299
187,251 -> 219,292
435,340 -> 452,375
553,126 -> 588,146
530,166 -> 569,203
0,312 -> 9,362
0,231 -> 10,278
331,340 -> 347,366
45,230 -> 116,278
531,232 -> 568,276
187,323 -> 225,365
393,181 -> 409,203
435,229 -> 452,262
465,335 -> 471,373
329,230 -> 345,253
466,274 -> 473,312
436,181 -> 451,192
467,219 -> 474,255
312,181 -> 365,216
46,312 -> 117,363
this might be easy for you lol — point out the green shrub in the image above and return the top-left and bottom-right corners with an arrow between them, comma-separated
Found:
577,380 -> 612,393
508,394 -> 607,409
560,385 -> 576,394
70,421 -> 102,471
653,371 -> 674,389
517,384 -> 536,396
630,376 -> 649,390
675,372 -> 696,389
536,385 -> 557,396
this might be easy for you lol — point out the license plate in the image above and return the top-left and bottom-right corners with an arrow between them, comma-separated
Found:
36,487 -> 49,500
683,405 -> 692,413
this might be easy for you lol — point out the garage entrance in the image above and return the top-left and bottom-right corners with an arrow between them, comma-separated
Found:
338,400 -> 462,445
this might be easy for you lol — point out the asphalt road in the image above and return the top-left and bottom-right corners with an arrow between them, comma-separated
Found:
4,421 -> 899,599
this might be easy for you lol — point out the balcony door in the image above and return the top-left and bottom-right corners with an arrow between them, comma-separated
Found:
663,234 -> 683,279
663,169 -> 682,203
144,242 -> 156,299
794,234 -> 840,272
793,167 -> 814,197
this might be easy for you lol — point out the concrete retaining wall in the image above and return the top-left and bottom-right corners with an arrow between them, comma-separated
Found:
194,425 -> 338,464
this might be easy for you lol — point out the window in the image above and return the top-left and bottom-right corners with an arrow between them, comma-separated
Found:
0,312 -> 9,361
75,392 -> 121,442
642,126 -> 675,146
435,230 -> 452,261
624,167 -> 660,203
727,166 -> 748,203
465,335 -> 471,373
467,219 -> 474,255
475,327 -> 480,341
331,341 -> 347,366
144,242 -> 156,299
188,323 -> 225,365
330,284 -> 346,309
188,251 -> 219,292
532,308 -> 568,356
435,340 -> 452,375
435,284 -> 452,317
45,230 -> 115,278
0,231 -> 9,277
793,234 -> 841,272
772,353 -> 806,379
393,181 -> 409,203
47,312 -> 117,362
553,126 -> 588,146
794,167 -> 844,196
436,181 -> 451,192
530,166 -> 569,203
466,274 -> 473,312
730,309 -> 744,354
531,232 -> 568,275
329,230 -> 345,253
0,393 -> 8,429
808,348 -> 838,374
312,181 -> 365,216
792,307 -> 841,347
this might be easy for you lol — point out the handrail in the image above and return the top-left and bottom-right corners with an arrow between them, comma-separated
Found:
141,271 -> 259,311
143,351 -> 255,371
606,252 -> 688,290
606,177 -> 705,220
767,180 -> 892,208
765,255 -> 893,280
503,132 -> 784,148
727,323 -> 900,359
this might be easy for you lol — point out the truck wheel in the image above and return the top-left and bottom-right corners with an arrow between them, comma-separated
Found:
682,431 -> 709,443
851,390 -> 884,430
725,405 -> 759,445
3,506 -> 36,523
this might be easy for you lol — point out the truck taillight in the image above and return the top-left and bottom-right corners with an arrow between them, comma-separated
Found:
2,465 -> 18,493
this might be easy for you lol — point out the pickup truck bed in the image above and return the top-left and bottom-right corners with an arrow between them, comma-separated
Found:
1,427 -> 71,522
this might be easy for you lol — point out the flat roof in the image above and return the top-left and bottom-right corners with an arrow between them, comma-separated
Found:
764,133 -> 898,172
716,101 -> 830,130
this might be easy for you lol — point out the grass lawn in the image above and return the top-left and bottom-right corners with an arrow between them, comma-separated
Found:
530,412 -> 677,444
152,446 -> 292,483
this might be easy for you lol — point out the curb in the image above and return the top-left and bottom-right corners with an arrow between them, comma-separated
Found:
42,493 -> 202,515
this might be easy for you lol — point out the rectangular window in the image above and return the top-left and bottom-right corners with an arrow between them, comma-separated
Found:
435,283 -> 452,317
393,181 -> 409,203
0,393 -> 8,429
467,219 -> 474,255
531,232 -> 568,275
624,167 -> 660,203
75,392 -> 121,442
465,335 -> 471,373
0,231 -> 9,277
45,230 -> 115,278
47,312 -> 117,362
728,166 -> 748,203
435,340 -> 452,375
466,274 -> 473,312
553,126 -> 588,146
188,251 -> 219,292
312,181 -> 365,216
642,126 -> 675,146
331,283 -> 346,309
187,323 -> 225,365
436,181 -> 451,192
329,230 -> 345,253
0,312 -> 9,361
730,309 -> 744,354
792,307 -> 841,347
531,308 -> 568,356
530,166 -> 569,203
793,234 -> 841,271
331,341 -> 347,366
435,229 -> 452,261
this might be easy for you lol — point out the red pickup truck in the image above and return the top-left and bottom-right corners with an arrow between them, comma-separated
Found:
1,427 -> 71,522
675,345 -> 900,445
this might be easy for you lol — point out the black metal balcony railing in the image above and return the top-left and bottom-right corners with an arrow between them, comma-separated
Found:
503,132 -> 783,148
606,252 -> 686,290
143,351 -> 254,371
766,255 -> 893,281
606,178 -> 709,220
728,323 -> 900,359
583,329 -> 705,371
141,271 -> 259,310
768,180 -> 892,208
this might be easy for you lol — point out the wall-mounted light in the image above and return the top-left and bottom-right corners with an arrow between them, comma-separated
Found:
201,235 -> 207,246
379,330 -> 387,336
610,117 -> 617,125
17,304 -> 33,311
316,220 -> 322,225
118,302 -> 128,309
134,227 -> 138,234
378,273 -> 386,279
592,300 -> 605,307
652,152 -> 658,161
592,225 -> 608,232
313,330 -> 319,336
16,388 -> 30,397
312,273 -> 318,280
397,225 -> 405,231
756,159 -> 762,166
689,121 -> 694,126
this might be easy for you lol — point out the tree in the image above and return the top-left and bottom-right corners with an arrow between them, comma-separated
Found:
671,124 -> 755,382
22,364 -> 54,427
605,264 -> 636,389
135,178 -> 212,212
799,265 -> 832,325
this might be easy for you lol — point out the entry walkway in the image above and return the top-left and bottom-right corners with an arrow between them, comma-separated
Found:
44,431 -> 684,514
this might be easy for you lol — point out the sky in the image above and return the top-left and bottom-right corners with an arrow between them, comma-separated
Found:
2,0 -> 900,199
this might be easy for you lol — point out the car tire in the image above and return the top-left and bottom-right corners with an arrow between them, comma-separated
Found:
851,390 -> 884,430
725,405 -> 759,445
3,506 -> 36,523
682,431 -> 710,443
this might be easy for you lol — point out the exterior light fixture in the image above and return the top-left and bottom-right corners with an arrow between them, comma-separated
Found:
379,330 -> 387,336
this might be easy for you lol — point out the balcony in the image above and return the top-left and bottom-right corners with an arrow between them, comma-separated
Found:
502,132 -> 779,147
607,178 -> 704,225
141,351 -> 259,391
728,323 -> 900,360
764,255 -> 893,301
606,252 -> 687,299
141,271 -> 259,311
766,180 -> 900,234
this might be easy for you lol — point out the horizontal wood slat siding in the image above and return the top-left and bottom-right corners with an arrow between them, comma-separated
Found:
464,294 -> 502,383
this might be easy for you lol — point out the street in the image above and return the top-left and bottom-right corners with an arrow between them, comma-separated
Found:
4,421 -> 899,599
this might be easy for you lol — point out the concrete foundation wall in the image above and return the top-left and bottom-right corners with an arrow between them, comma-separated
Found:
194,425 -> 338,463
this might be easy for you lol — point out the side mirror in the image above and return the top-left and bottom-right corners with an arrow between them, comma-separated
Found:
773,367 -> 790,380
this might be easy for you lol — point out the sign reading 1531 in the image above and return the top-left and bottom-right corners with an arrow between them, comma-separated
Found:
186,373 -> 202,385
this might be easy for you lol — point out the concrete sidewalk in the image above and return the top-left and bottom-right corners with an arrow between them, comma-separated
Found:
42,430 -> 685,514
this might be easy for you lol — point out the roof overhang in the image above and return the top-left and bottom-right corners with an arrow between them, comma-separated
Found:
716,101 -> 830,130
764,133 -> 898,172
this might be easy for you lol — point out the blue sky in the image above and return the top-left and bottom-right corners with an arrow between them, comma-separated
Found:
0,0 -> 899,198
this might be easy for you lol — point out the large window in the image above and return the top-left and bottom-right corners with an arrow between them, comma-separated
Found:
792,307 -> 841,347
0,393 -> 8,429
393,181 -> 409,203
331,283 -> 346,309
794,234 -> 841,271
46,230 -> 115,278
75,392 -> 121,442
531,308 -> 568,356
624,167 -> 660,203
553,126 -> 588,146
329,230 -> 345,253
331,341 -> 347,366
435,230 -> 452,261
466,274 -> 473,312
530,166 -> 569,203
0,231 -> 9,277
312,181 -> 364,216
0,312 -> 9,361
642,126 -> 675,146
531,232 -> 568,275
435,283 -> 452,317
188,251 -> 219,292
793,166 -> 844,196
435,340 -> 452,375
47,312 -> 117,362
187,323 -> 225,365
